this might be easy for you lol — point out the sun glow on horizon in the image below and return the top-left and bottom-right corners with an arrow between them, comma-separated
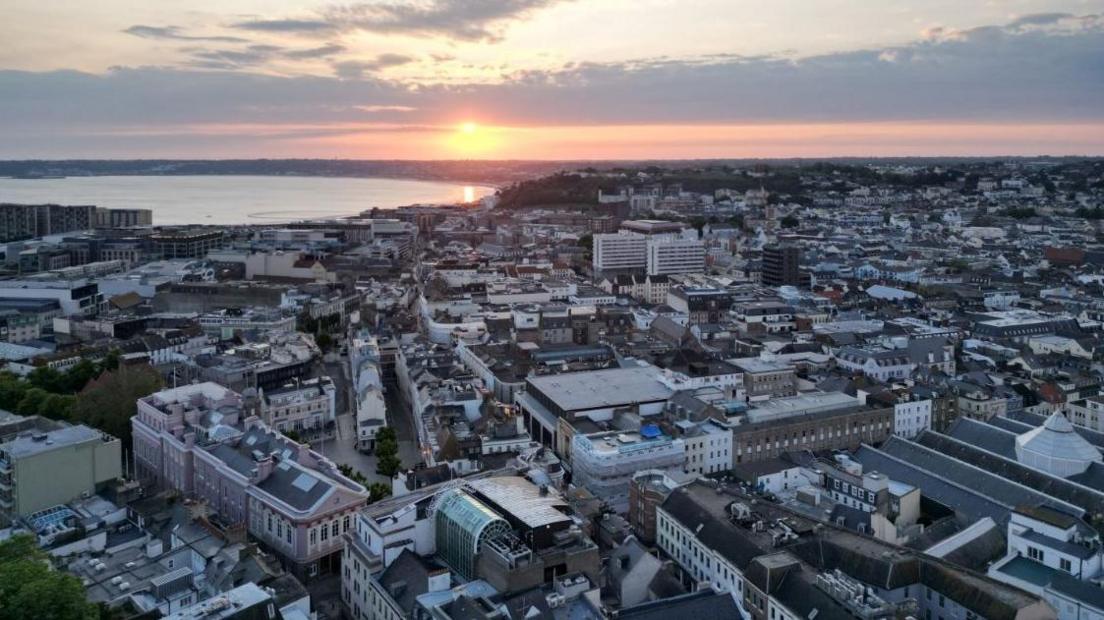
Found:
446,121 -> 499,156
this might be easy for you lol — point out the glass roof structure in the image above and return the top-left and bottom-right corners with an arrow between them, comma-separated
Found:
435,488 -> 510,580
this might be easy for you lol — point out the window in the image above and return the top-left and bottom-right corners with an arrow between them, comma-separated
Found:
1028,546 -> 1044,562
1060,558 -> 1072,573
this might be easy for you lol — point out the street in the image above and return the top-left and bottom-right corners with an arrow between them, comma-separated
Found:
308,353 -> 422,486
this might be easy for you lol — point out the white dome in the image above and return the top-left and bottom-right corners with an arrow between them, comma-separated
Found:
1015,412 -> 1102,478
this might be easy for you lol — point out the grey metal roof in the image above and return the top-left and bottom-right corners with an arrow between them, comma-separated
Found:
851,441 -> 1052,525
945,418 -> 1017,458
914,431 -> 1104,517
869,434 -> 1086,516
466,477 -> 570,530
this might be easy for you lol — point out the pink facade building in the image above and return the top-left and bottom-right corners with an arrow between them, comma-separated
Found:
132,382 -> 368,580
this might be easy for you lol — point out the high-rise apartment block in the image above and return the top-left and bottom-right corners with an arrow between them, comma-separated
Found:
593,220 -> 703,277
761,244 -> 802,287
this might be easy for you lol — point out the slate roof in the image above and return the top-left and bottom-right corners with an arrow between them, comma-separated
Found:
255,460 -> 334,511
377,549 -> 448,616
618,590 -> 742,620
1020,528 -> 1097,560
659,486 -> 766,571
945,418 -> 1017,459
914,430 -> 1104,517
1049,570 -> 1104,611
938,522 -> 1008,572
852,440 -> 1065,525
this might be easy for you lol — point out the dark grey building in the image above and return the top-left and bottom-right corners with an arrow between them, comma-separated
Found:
761,244 -> 802,287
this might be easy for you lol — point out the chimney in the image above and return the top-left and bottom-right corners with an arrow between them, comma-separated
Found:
253,455 -> 275,482
427,569 -> 450,593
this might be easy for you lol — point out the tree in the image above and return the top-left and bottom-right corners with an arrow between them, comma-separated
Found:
101,349 -> 121,372
70,366 -> 165,445
0,374 -> 28,412
63,359 -> 99,393
16,387 -> 50,417
780,215 -> 799,229
315,333 -> 333,352
38,393 -> 76,421
1004,206 -> 1036,219
376,452 -> 402,478
368,482 -> 391,503
26,367 -> 65,393
374,427 -> 401,478
375,427 -> 397,445
0,535 -> 98,620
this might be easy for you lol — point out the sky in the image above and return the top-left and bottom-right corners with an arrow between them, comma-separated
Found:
2,0 -> 1104,159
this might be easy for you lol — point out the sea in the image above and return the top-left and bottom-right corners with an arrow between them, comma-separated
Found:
0,175 -> 494,226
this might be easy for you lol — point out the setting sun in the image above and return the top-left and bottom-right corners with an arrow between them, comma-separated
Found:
446,121 -> 499,157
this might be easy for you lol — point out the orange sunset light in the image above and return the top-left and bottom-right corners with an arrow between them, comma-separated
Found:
446,121 -> 500,157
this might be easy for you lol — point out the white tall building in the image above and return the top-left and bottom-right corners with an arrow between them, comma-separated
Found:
892,398 -> 932,439
593,230 -> 704,276
647,237 -> 705,275
593,232 -> 648,273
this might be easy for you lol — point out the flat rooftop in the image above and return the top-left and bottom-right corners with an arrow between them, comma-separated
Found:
1,424 -> 109,459
526,365 -> 671,413
746,392 -> 860,424
467,476 -> 571,530
728,357 -> 793,373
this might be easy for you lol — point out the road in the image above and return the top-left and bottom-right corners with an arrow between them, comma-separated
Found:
307,355 -> 422,485
384,380 -> 421,467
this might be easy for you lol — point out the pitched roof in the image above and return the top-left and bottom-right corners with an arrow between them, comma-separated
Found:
618,590 -> 742,620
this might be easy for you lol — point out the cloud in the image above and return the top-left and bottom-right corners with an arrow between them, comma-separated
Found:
123,24 -> 248,43
333,54 -> 416,78
3,12 -> 1103,156
183,43 -> 349,69
284,43 -> 347,59
328,0 -> 568,41
228,18 -> 337,35
1007,12 -> 1073,30
355,104 -> 418,112
230,0 -> 569,42
185,46 -> 286,70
